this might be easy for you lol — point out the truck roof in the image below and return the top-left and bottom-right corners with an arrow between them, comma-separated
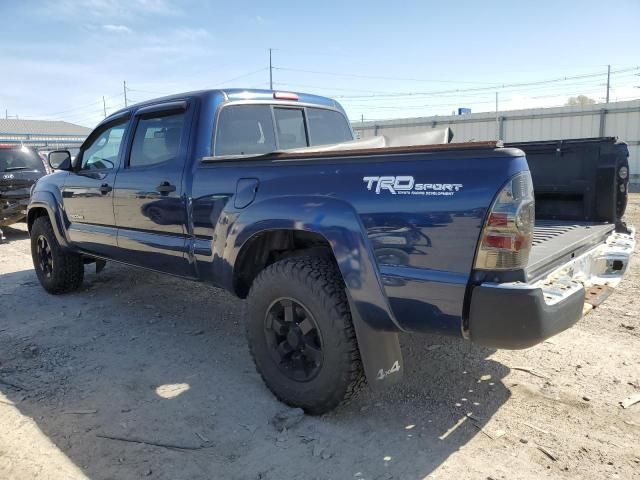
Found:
106,88 -> 341,123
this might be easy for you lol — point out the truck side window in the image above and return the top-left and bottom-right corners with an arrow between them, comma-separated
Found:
129,112 -> 185,168
80,122 -> 127,170
273,108 -> 307,149
307,108 -> 352,146
215,105 -> 276,156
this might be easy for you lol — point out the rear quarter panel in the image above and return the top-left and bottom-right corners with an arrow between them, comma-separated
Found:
191,148 -> 528,336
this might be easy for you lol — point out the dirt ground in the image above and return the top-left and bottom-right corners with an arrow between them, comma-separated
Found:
0,197 -> 639,480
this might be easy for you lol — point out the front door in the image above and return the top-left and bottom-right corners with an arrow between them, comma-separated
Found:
62,117 -> 129,257
112,101 -> 192,275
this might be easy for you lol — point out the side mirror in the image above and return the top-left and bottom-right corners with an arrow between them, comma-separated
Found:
48,150 -> 72,171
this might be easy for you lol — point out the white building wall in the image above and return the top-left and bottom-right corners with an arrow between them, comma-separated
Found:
353,100 -> 640,184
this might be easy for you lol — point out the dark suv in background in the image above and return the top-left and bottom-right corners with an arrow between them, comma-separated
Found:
1,144 -> 48,240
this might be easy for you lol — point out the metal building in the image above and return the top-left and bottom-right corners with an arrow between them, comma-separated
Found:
353,99 -> 640,185
0,119 -> 91,148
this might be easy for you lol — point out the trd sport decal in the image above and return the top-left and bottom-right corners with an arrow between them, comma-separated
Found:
363,176 -> 463,196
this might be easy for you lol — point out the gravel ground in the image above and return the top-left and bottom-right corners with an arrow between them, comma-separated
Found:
0,196 -> 639,480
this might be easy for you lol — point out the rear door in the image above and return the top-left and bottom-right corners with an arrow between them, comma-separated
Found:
112,101 -> 193,275
62,116 -> 129,256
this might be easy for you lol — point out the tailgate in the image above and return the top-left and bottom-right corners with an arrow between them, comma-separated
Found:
530,225 -> 635,309
527,220 -> 615,281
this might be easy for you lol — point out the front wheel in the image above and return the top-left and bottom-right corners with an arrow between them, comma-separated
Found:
30,216 -> 84,294
246,256 -> 365,414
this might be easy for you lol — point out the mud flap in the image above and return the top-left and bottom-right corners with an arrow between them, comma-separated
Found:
348,297 -> 404,389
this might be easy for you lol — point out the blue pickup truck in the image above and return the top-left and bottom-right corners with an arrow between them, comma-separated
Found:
28,89 -> 635,413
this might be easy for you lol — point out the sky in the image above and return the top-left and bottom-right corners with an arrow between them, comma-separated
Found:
1,0 -> 640,127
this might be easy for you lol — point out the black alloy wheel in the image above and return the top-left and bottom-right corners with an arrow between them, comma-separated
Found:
264,298 -> 323,382
246,255 -> 365,413
36,234 -> 54,278
30,216 -> 84,294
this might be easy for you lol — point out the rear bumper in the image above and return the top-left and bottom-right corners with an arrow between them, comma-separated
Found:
469,225 -> 635,349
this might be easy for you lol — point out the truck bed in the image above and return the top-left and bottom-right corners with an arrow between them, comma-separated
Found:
527,220 -> 614,280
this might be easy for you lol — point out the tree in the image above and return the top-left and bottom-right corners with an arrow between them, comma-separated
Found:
566,95 -> 596,106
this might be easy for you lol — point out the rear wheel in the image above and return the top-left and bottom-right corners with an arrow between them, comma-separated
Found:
30,216 -> 84,294
246,256 -> 365,414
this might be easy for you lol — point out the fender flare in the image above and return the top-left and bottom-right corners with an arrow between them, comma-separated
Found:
28,190 -> 71,249
222,196 -> 404,387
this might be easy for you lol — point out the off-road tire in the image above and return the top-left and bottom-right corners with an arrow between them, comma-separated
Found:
31,216 -> 84,294
246,256 -> 365,414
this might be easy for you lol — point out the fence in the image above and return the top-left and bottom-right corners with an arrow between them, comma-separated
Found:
352,99 -> 640,185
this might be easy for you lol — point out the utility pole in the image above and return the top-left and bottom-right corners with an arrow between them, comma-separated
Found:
606,64 -> 611,103
495,92 -> 500,140
103,96 -> 107,117
269,48 -> 273,90
123,80 -> 128,107
5,109 -> 7,120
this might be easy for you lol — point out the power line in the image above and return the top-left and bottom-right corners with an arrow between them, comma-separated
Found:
33,67 -> 268,121
273,82 -> 429,95
126,87 -> 172,95
271,47 -> 359,60
214,67 -> 268,86
273,66 -> 496,85
343,85 -> 640,121
332,66 -> 640,100
338,79 -> 631,107
280,77 -> 623,105
36,94 -> 123,118
64,103 -> 126,125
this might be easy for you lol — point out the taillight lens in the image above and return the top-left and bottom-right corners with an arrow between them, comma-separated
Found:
475,171 -> 535,270
619,166 -> 628,180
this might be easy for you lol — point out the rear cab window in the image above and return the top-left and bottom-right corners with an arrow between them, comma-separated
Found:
274,108 -> 307,149
306,108 -> 352,145
215,105 -> 276,156
214,104 -> 352,157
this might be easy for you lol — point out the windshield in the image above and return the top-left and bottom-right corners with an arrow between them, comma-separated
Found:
214,104 -> 353,156
0,147 -> 44,172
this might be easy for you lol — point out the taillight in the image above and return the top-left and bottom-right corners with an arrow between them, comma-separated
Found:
619,166 -> 628,180
475,171 -> 535,270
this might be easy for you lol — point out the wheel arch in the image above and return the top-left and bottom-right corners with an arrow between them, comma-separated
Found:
233,229 -> 333,298
27,190 -> 71,249
224,196 -> 400,334
234,219 -> 406,391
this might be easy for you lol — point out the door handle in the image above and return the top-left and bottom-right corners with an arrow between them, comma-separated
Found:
100,183 -> 112,194
156,181 -> 176,194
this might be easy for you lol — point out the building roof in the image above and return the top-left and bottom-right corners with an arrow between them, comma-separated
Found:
0,118 -> 91,136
